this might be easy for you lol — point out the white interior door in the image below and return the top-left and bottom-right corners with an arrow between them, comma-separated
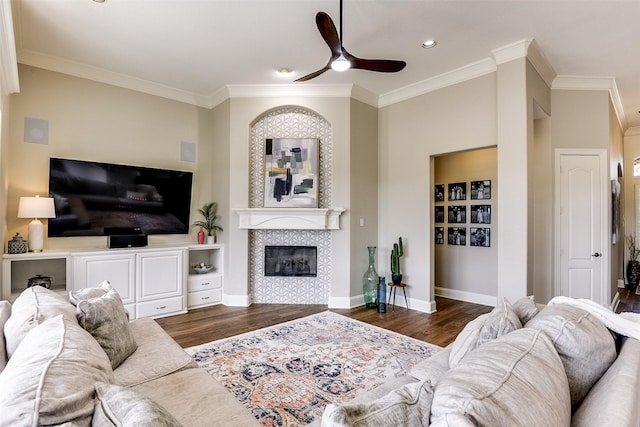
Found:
557,151 -> 607,304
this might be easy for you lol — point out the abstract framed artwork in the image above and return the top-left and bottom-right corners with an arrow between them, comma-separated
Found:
264,138 -> 319,208
471,180 -> 491,200
448,227 -> 466,245
448,182 -> 467,201
470,227 -> 491,247
448,205 -> 466,224
470,205 -> 491,224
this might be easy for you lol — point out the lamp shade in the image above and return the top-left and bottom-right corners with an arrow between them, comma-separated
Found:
17,196 -> 56,219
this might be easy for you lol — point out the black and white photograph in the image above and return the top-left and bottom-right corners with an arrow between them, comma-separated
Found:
448,182 -> 467,201
434,206 -> 445,223
435,227 -> 445,245
448,227 -> 466,246
448,205 -> 466,224
470,227 -> 491,247
471,180 -> 491,200
434,184 -> 445,202
470,205 -> 491,224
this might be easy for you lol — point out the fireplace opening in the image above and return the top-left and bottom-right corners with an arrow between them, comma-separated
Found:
265,246 -> 317,277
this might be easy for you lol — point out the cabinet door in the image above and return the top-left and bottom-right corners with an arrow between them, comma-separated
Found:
136,251 -> 183,302
74,254 -> 136,305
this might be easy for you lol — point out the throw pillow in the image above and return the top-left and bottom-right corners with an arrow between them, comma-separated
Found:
512,295 -> 539,324
92,382 -> 182,427
76,288 -> 138,369
3,286 -> 77,358
0,300 -> 11,373
524,303 -> 616,408
430,328 -> 571,427
0,315 -> 114,426
321,379 -> 433,427
69,280 -> 112,305
449,298 -> 522,367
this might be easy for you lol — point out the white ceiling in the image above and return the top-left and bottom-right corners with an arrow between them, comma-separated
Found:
10,0 -> 640,129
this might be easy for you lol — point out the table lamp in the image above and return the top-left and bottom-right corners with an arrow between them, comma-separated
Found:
17,195 -> 56,252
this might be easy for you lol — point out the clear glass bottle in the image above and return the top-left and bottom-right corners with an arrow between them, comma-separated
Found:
362,246 -> 378,308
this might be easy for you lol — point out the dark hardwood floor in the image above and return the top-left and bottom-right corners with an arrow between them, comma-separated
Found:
156,296 -> 492,348
156,289 -> 640,349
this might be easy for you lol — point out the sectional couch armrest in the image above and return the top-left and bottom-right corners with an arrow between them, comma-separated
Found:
113,317 -> 197,387
571,337 -> 640,427
409,345 -> 451,385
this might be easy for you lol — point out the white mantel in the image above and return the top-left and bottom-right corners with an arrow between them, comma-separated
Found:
234,208 -> 346,230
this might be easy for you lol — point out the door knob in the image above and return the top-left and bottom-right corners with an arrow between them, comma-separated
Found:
592,252 -> 602,258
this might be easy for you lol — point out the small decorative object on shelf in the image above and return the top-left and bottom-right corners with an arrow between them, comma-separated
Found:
192,202 -> 223,244
27,274 -> 52,289
362,246 -> 378,308
192,262 -> 214,274
8,233 -> 28,254
626,234 -> 640,289
197,227 -> 205,245
391,237 -> 404,284
377,276 -> 387,313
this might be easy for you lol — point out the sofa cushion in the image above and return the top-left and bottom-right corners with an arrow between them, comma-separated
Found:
409,345 -> 450,385
0,301 -> 11,373
92,382 -> 182,427
449,298 -> 522,367
69,279 -> 112,305
321,379 -> 433,427
0,315 -> 114,427
76,287 -> 137,369
430,328 -> 571,427
114,317 -> 197,387
512,295 -> 539,324
525,303 -> 616,407
4,286 -> 77,358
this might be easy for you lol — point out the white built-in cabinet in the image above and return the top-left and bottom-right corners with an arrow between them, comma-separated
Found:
2,244 -> 224,319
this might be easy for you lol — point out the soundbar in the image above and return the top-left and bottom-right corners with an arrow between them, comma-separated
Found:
108,234 -> 148,249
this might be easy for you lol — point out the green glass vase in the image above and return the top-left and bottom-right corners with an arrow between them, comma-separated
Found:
362,246 -> 378,308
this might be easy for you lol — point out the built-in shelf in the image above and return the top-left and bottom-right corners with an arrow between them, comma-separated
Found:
233,208 -> 346,230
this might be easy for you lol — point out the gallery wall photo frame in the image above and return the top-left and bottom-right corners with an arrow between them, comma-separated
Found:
471,180 -> 491,200
264,138 -> 319,208
448,227 -> 466,245
434,184 -> 445,202
448,205 -> 466,224
435,227 -> 445,245
448,182 -> 467,201
470,227 -> 491,247
434,206 -> 445,223
470,205 -> 491,224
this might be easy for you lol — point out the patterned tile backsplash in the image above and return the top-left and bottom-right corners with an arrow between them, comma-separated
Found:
249,107 -> 333,304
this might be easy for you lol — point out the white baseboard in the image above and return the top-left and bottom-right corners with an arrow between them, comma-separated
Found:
222,293 -> 251,307
435,287 -> 497,307
328,294 -> 364,309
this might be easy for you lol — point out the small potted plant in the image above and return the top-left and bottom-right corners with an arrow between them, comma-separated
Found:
626,234 -> 640,289
390,237 -> 404,284
192,202 -> 223,244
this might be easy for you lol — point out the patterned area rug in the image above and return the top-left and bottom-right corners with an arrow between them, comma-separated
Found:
186,311 -> 440,426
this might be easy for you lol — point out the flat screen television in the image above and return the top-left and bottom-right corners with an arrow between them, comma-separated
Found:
48,158 -> 193,237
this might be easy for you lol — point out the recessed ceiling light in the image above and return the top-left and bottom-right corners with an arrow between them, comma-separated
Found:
277,67 -> 293,75
422,40 -> 437,49
93,0 -> 106,3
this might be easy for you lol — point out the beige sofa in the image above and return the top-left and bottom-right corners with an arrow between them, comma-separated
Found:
319,297 -> 640,427
0,285 -> 258,427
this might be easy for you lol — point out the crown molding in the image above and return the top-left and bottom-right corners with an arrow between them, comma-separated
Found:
0,0 -> 20,95
626,127 -> 640,136
525,39 -> 556,88
490,39 -> 531,65
378,57 -> 496,108
17,49 -> 210,107
553,75 -> 627,130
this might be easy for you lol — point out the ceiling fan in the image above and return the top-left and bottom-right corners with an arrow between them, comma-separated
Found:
295,0 -> 407,82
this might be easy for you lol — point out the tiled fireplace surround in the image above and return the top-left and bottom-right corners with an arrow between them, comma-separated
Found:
248,106 -> 334,304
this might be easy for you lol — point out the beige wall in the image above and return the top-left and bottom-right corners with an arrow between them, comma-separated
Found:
609,99 -> 624,298
434,147 -> 497,302
7,65 -> 212,248
379,74 -> 498,311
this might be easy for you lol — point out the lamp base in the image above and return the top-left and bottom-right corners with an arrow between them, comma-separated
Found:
27,219 -> 44,252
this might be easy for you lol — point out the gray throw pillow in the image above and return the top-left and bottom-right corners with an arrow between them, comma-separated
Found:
69,280 -> 112,306
449,298 -> 522,367
76,288 -> 137,369
93,382 -> 182,427
525,304 -> 616,408
431,328 -> 571,427
512,295 -> 539,324
321,379 -> 433,427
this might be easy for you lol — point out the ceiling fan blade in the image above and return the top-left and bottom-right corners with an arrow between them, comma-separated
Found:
315,12 -> 342,57
343,49 -> 406,73
294,64 -> 331,82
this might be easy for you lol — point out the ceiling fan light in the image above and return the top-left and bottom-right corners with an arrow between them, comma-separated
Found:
331,54 -> 351,72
